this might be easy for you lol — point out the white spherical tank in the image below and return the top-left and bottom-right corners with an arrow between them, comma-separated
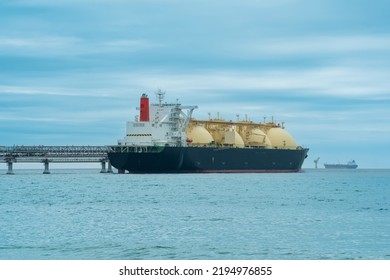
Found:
267,127 -> 297,148
223,129 -> 245,148
247,128 -> 272,147
186,126 -> 214,145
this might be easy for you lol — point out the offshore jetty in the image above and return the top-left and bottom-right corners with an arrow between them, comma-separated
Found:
107,91 -> 309,173
0,146 -> 110,174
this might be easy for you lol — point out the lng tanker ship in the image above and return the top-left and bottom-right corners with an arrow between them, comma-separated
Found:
107,92 -> 308,173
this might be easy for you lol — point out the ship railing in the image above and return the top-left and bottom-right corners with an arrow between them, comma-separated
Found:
270,145 -> 306,150
185,143 -> 305,150
107,145 -> 164,153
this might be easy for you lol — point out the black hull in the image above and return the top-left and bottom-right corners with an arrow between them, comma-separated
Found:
108,146 -> 309,173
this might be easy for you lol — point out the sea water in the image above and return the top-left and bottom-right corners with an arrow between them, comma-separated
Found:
0,169 -> 389,260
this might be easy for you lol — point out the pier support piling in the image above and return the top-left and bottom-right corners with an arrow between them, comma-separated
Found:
6,161 -> 14,175
42,159 -> 50,174
107,161 -> 113,173
100,161 -> 107,173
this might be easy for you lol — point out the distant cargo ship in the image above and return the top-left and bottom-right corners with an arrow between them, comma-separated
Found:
324,160 -> 358,169
107,92 -> 309,173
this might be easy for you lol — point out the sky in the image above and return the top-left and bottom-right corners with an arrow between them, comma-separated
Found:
1,0 -> 390,169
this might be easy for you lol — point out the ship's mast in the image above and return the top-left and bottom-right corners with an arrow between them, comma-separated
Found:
156,89 -> 165,106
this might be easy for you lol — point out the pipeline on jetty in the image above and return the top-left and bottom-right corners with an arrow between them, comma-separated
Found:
0,145 -> 111,174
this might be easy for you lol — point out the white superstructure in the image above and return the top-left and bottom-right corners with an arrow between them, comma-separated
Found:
118,92 -> 197,147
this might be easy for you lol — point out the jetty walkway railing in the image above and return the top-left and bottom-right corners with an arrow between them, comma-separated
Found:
0,145 -> 111,174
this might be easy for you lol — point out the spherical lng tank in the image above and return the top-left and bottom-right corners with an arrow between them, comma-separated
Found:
223,129 -> 245,148
266,127 -> 297,149
186,125 -> 214,145
247,128 -> 272,148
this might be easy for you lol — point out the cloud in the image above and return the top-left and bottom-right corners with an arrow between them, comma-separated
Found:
0,37 -> 145,52
0,109 -> 129,123
10,0 -> 295,7
0,116 -> 59,122
7,0 -> 131,7
0,36 -> 164,56
0,36 -> 81,56
3,63 -> 389,104
0,85 -> 94,96
102,39 -> 166,52
128,67 -> 390,99
232,35 -> 390,58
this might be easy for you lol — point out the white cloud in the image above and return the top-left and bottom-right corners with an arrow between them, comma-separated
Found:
4,63 -> 389,101
0,36 -> 82,55
233,35 -> 390,57
3,58 -> 390,103
0,36 -> 164,56
0,107 -> 130,123
129,67 -> 390,99
0,116 -> 59,122
0,85 -> 89,96
11,0 -> 295,7
102,39 -> 166,52
10,0 -> 131,6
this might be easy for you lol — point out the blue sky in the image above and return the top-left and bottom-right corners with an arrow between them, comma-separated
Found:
1,0 -> 390,168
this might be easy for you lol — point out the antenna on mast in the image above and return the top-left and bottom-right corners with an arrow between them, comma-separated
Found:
156,89 -> 165,106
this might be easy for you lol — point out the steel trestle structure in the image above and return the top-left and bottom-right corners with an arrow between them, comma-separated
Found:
0,146 -> 112,174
